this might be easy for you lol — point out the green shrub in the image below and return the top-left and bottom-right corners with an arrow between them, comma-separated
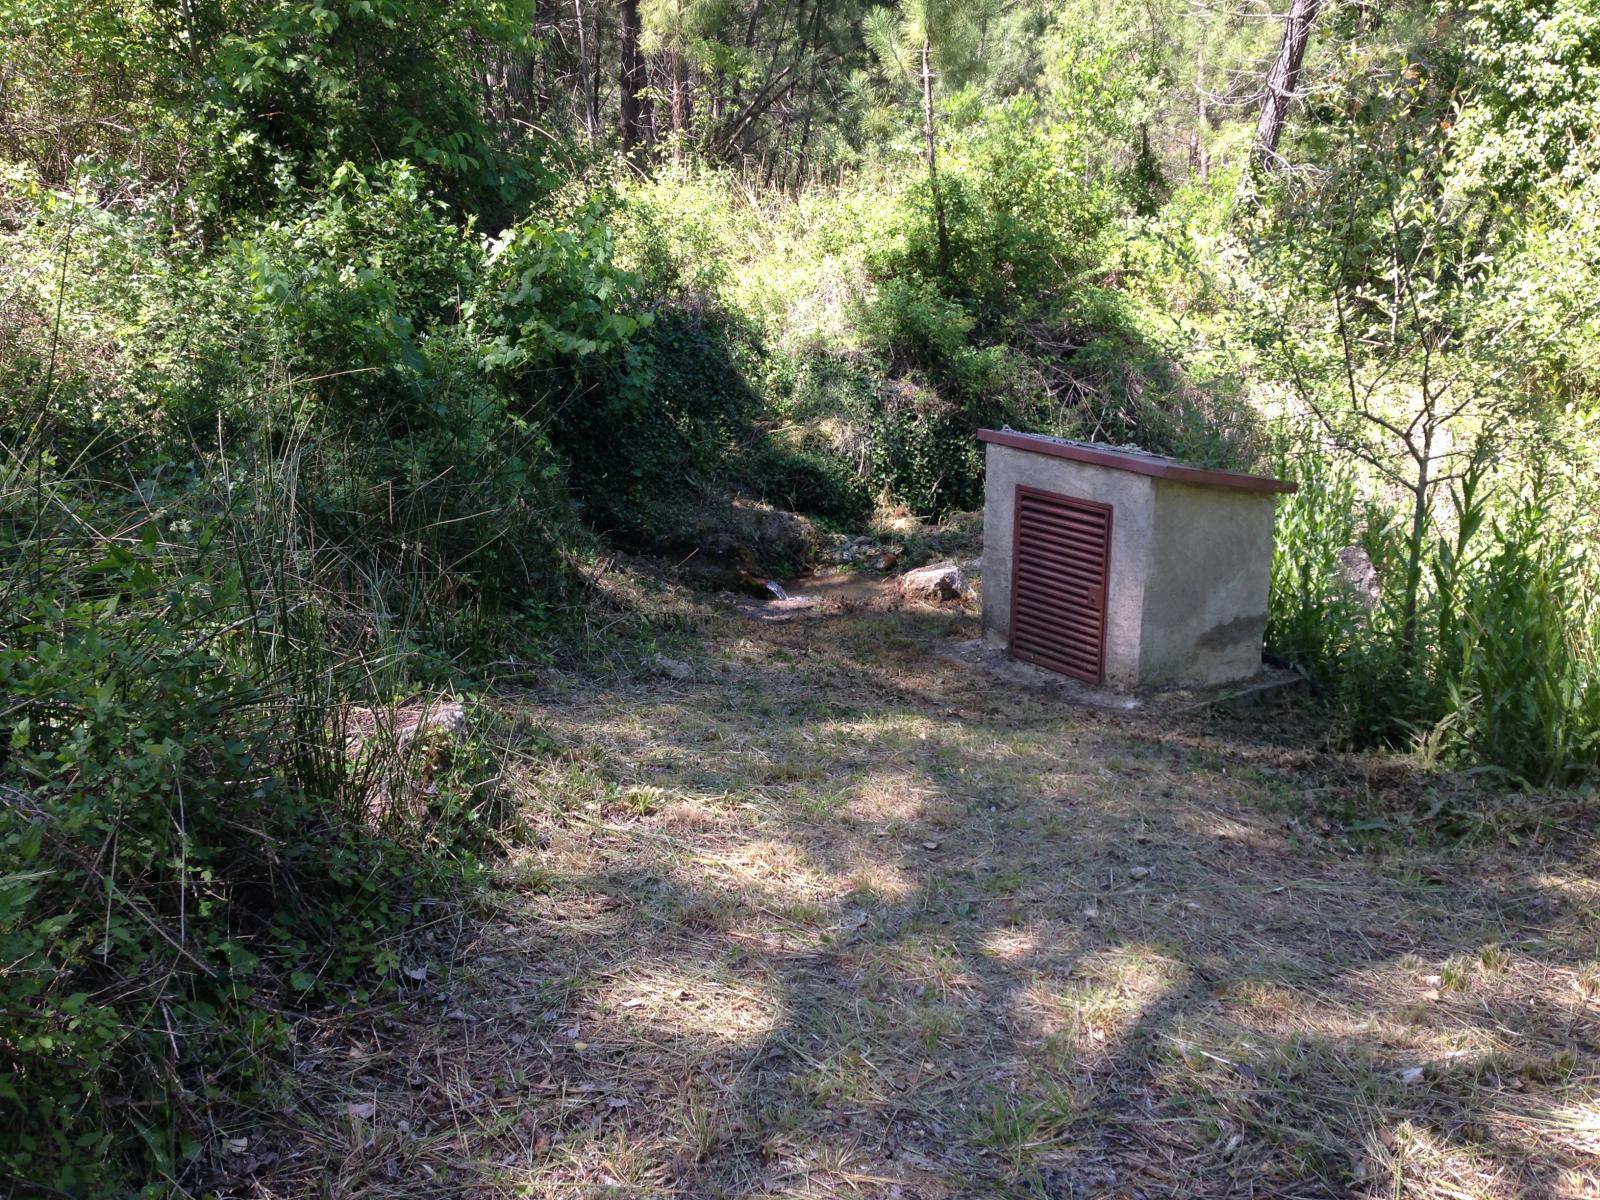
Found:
885,94 -> 1114,331
1267,446 -> 1368,676
0,0 -> 539,220
470,191 -> 652,377
1432,491 -> 1600,784
0,460 -> 494,1194
865,379 -> 990,518
747,437 -> 873,528
1270,443 -> 1600,782
549,309 -> 758,548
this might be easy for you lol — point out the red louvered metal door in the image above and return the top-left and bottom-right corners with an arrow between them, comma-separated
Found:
1008,486 -> 1113,684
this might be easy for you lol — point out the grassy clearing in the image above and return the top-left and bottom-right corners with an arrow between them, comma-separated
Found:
232,580 -> 1599,1199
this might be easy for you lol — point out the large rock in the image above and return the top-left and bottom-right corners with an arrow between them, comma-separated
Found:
1336,546 -> 1381,609
897,561 -> 971,602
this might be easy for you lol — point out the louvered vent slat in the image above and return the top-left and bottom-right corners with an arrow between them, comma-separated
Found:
1008,487 -> 1112,684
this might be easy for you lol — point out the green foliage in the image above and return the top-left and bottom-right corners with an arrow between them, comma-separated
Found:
864,378 -> 989,516
1268,445 -> 1368,673
880,94 -> 1114,328
1269,449 -> 1600,783
471,194 -> 653,373
0,0 -> 539,220
554,310 -> 757,549
1455,0 -> 1600,187
0,461 -> 494,1193
1433,490 -> 1600,784
1247,0 -> 1600,780
747,434 -> 874,528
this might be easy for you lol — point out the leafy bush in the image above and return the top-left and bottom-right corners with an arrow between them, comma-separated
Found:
747,434 -> 873,528
0,0 -> 537,221
470,192 -> 652,376
892,94 -> 1114,330
551,309 -> 756,548
0,458 -> 495,1194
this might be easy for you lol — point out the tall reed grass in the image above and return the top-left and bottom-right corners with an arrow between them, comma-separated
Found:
1268,444 -> 1600,786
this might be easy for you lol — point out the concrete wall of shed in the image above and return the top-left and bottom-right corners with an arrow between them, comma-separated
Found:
1137,480 -> 1277,687
979,443 -> 1155,689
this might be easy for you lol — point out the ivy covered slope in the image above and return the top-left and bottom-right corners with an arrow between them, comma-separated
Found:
4,0 -> 1600,1194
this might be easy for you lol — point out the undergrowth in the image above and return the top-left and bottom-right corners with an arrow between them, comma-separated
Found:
0,434 -> 506,1193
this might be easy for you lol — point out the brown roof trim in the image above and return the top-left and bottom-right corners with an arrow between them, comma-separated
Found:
977,429 -> 1296,495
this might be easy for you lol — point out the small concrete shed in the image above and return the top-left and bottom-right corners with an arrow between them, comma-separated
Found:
977,429 -> 1295,690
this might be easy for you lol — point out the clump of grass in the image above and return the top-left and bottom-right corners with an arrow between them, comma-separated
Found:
1478,943 -> 1511,974
970,1082 -> 1081,1170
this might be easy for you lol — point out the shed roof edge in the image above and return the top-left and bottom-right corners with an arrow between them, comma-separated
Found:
977,429 -> 1297,495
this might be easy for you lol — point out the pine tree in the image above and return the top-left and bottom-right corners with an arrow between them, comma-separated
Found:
621,0 -> 653,161
642,0 -> 725,160
863,0 -> 995,276
1248,0 -> 1323,176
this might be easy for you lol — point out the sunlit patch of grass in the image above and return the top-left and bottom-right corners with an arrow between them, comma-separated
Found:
978,926 -> 1037,961
591,966 -> 784,1053
1441,958 -> 1474,992
863,935 -> 976,1002
841,860 -> 917,904
845,768 -> 930,824
521,761 -> 616,815
511,1125 -> 668,1196
709,837 -> 818,889
657,796 -> 737,829
1363,1119 -> 1519,1200
1059,945 -> 1188,1047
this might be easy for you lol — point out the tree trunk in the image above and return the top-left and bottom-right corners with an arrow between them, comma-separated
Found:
532,0 -> 549,114
590,21 -> 602,140
620,0 -> 648,161
1192,41 -> 1210,181
921,39 -> 951,275
574,0 -> 594,143
788,1 -> 826,191
670,51 -> 690,161
1401,419 -> 1436,656
1248,0 -> 1321,176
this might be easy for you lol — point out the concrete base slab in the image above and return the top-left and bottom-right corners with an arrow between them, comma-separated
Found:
939,640 -> 1143,711
940,639 -> 1306,715
1172,670 -> 1310,714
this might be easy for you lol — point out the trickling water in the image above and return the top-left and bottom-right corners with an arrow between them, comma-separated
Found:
764,579 -> 790,601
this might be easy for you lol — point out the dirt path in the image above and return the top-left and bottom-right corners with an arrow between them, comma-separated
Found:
256,592 -> 1600,1199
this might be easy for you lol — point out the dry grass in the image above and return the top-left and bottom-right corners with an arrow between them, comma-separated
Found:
230,579 -> 1600,1199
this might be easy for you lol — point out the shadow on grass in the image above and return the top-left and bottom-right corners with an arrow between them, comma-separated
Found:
248,603 -> 1600,1199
